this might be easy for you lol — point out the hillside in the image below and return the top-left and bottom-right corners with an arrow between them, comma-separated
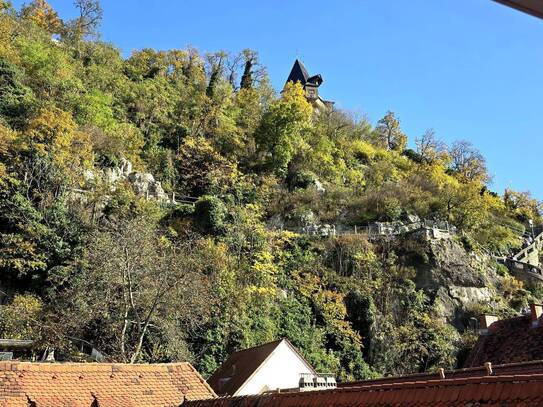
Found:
0,0 -> 542,381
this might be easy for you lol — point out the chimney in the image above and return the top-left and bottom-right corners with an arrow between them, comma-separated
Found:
484,362 -> 493,375
478,315 -> 498,335
530,303 -> 543,328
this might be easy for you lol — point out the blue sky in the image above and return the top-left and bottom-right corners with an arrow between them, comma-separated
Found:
14,0 -> 543,198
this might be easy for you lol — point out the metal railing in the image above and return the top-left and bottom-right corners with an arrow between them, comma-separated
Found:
276,219 -> 455,239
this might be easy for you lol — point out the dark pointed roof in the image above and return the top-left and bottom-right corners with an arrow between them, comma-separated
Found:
285,59 -> 311,86
494,0 -> 543,19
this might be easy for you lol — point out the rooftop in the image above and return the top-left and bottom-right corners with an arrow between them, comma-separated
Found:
207,339 -> 316,396
284,59 -> 324,88
464,311 -> 543,367
0,361 -> 215,406
185,372 -> 543,407
340,359 -> 543,388
494,0 -> 543,19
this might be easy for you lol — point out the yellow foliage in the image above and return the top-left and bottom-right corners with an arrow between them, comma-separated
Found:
0,12 -> 18,62
315,290 -> 347,320
23,107 -> 93,183
0,294 -> 43,340
21,0 -> 63,34
0,122 -> 16,179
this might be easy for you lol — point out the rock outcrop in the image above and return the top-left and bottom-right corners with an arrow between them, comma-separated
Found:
98,158 -> 171,202
392,233 -> 499,329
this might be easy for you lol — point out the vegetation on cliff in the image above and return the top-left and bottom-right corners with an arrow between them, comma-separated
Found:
0,0 -> 541,380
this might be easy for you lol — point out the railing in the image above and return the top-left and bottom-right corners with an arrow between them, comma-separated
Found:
171,193 -> 198,205
504,258 -> 543,282
512,229 -> 543,263
276,219 -> 455,239
503,225 -> 543,282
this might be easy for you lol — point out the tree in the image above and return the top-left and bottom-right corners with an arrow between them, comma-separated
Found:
0,294 -> 43,340
63,0 -> 102,42
60,217 -> 212,363
205,51 -> 227,97
373,111 -> 407,151
415,129 -> 447,164
239,49 -> 257,90
0,57 -> 35,128
1,1 -> 14,12
254,81 -> 312,176
448,140 -> 489,183
504,189 -> 542,224
24,106 -> 93,184
21,0 -> 63,34
176,136 -> 237,196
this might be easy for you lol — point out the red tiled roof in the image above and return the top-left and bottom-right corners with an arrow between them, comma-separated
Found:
207,339 -> 315,396
184,373 -> 543,407
0,361 -> 216,407
464,314 -> 543,367
340,359 -> 543,387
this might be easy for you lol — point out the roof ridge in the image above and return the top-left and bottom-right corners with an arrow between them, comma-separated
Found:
228,339 -> 283,356
0,361 -> 193,372
206,373 -> 543,401
341,359 -> 543,387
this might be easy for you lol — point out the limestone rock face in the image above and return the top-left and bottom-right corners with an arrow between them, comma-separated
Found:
127,172 -> 168,201
393,234 -> 499,328
83,158 -> 171,203
313,178 -> 326,193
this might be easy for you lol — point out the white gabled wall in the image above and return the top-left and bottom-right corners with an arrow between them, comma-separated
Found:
235,340 -> 314,396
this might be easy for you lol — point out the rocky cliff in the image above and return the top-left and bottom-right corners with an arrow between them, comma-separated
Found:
390,232 -> 500,328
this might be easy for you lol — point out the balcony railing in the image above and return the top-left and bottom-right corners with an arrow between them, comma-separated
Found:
299,373 -> 337,391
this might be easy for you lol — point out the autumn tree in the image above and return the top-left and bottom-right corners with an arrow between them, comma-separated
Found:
448,140 -> 489,183
21,0 -> 63,34
373,111 -> 407,151
0,294 -> 43,340
63,0 -> 102,42
415,129 -> 447,164
23,106 -> 93,184
504,189 -> 542,224
1,1 -> 13,12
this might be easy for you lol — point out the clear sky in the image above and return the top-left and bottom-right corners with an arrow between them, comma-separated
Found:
14,0 -> 543,199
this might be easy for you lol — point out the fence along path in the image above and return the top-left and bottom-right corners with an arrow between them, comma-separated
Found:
276,219 -> 455,239
502,226 -> 543,282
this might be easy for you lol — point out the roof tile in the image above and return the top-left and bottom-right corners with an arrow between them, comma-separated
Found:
185,371 -> 543,407
0,362 -> 215,406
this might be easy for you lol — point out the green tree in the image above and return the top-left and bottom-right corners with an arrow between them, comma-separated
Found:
0,57 -> 35,128
59,217 -> 213,363
0,294 -> 43,340
255,81 -> 312,176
